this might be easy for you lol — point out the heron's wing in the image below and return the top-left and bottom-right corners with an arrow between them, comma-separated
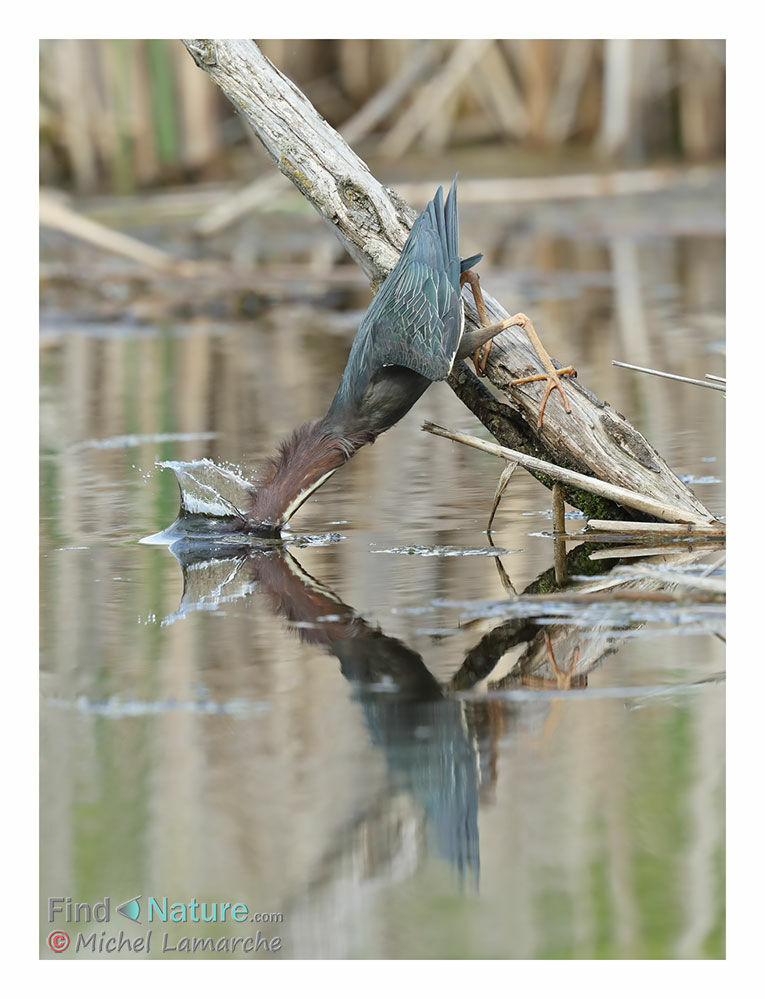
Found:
363,257 -> 463,381
360,184 -> 465,382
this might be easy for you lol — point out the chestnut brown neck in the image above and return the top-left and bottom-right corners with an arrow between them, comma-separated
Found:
247,417 -> 375,533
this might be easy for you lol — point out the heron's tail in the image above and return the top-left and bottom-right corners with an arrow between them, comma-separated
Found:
428,179 -> 484,281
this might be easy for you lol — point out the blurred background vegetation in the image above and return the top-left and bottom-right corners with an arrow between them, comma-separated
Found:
40,39 -> 724,195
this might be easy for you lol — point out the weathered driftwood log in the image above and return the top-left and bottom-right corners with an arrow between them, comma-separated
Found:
181,39 -> 715,526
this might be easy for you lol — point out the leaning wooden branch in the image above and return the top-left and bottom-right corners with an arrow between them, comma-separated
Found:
194,42 -> 437,236
181,39 -> 714,525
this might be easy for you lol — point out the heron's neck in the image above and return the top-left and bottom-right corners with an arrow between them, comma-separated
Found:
248,417 -> 374,532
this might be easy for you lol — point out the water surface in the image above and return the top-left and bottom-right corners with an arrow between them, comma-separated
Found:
40,185 -> 725,959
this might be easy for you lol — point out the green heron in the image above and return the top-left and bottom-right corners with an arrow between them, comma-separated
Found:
246,178 -> 573,535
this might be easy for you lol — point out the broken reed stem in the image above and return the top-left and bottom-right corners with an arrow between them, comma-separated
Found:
553,535 -> 567,585
551,482 -> 567,583
486,460 -> 518,535
551,483 -> 566,534
422,422 -> 716,527
612,360 -> 726,392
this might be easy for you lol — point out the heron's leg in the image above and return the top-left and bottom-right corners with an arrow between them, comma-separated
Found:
459,269 -> 494,375
459,273 -> 574,428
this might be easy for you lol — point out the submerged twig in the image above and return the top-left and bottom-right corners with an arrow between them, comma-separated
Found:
423,422 -> 716,527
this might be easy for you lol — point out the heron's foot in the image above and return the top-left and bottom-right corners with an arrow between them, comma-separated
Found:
512,365 -> 577,429
519,632 -> 583,692
512,367 -> 575,429
544,632 -> 581,690
504,312 -> 575,429
458,274 -> 576,414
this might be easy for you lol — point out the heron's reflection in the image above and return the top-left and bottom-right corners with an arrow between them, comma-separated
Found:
158,514 -> 723,898
167,536 -> 481,883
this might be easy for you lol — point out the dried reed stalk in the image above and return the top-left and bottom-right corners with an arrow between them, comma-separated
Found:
422,422 -> 716,526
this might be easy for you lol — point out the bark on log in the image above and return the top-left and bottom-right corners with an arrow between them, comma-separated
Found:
181,39 -> 715,526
